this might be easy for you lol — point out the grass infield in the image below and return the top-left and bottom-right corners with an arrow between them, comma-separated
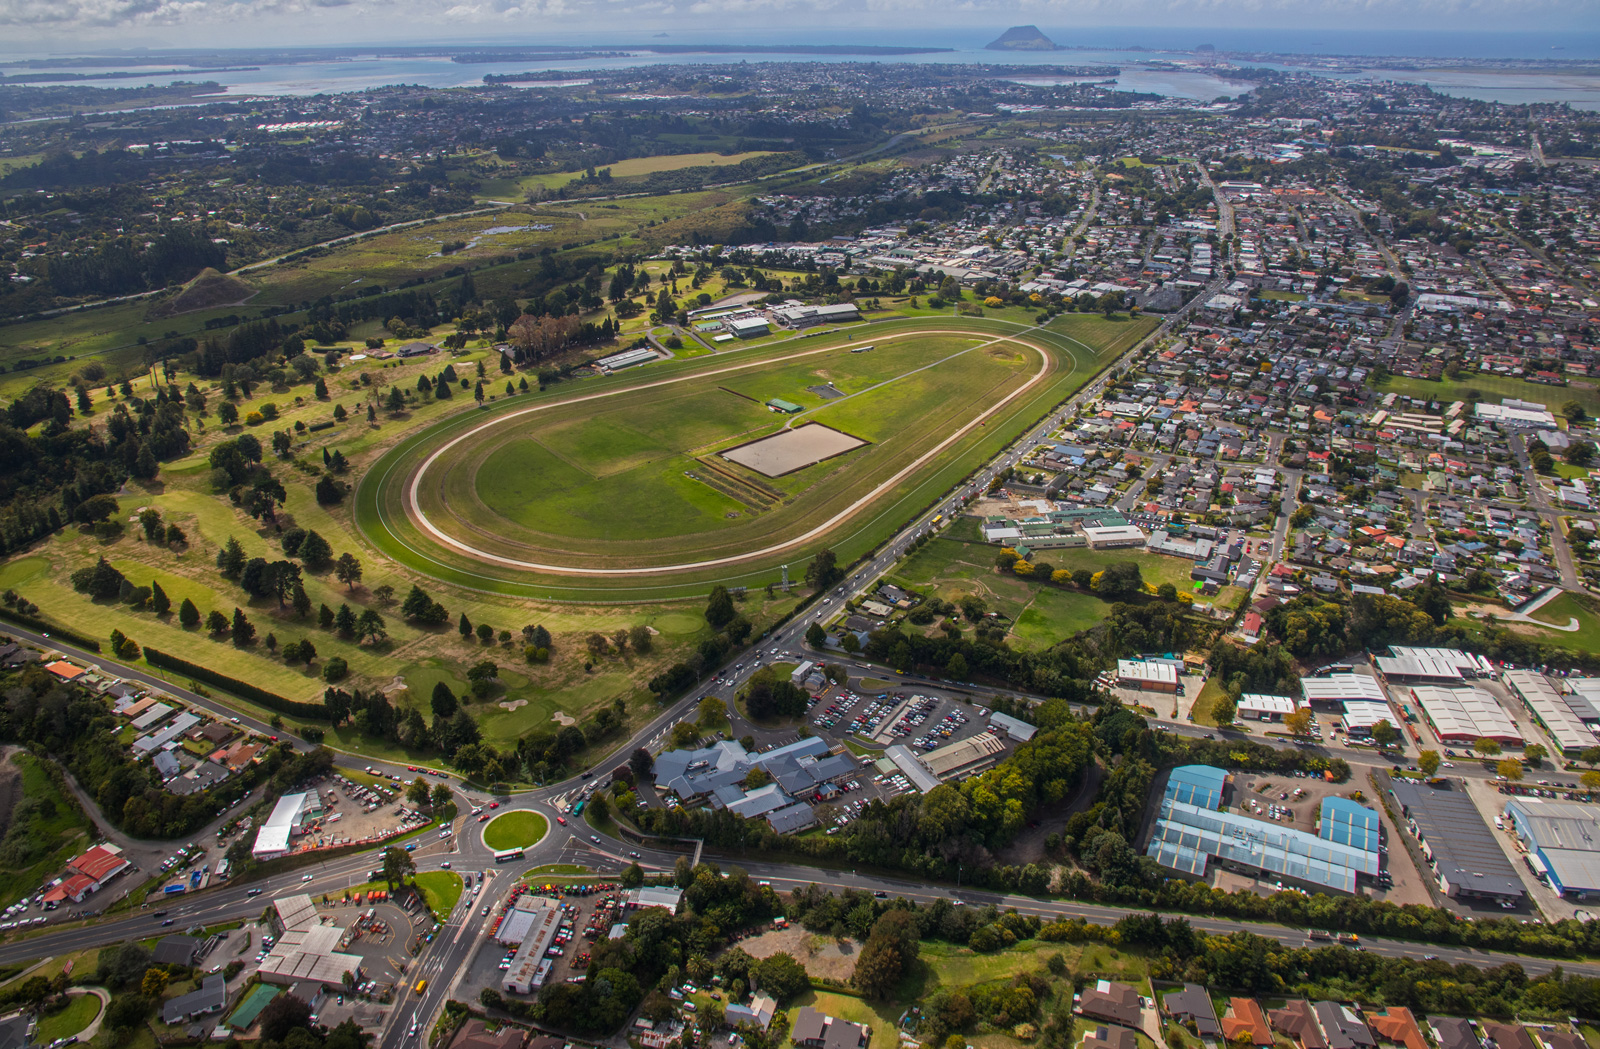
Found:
481,810 -> 550,851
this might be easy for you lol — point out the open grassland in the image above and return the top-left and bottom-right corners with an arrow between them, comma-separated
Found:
483,151 -> 781,196
360,315 -> 1147,599
34,993 -> 101,1043
890,514 -> 1197,652
411,870 -> 464,922
0,752 -> 94,910
1373,372 -> 1600,418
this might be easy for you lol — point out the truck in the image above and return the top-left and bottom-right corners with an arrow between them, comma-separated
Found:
1308,929 -> 1332,941
1337,933 -> 1360,947
163,884 -> 187,896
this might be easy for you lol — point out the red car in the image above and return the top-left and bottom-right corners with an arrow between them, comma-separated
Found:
488,801 -> 500,809
478,814 -> 490,822
408,766 -> 418,772
556,816 -> 567,825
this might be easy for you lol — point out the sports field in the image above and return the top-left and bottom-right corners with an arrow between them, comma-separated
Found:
358,315 -> 1153,598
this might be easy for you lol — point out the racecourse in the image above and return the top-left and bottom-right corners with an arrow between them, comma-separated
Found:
355,315 -> 1152,599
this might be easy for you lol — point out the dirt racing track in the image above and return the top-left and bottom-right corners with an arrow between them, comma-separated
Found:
356,319 -> 1092,596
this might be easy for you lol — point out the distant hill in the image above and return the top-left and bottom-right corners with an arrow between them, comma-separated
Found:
148,267 -> 255,318
985,26 -> 1058,51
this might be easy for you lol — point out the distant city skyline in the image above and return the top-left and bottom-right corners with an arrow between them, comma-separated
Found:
0,5 -> 1596,54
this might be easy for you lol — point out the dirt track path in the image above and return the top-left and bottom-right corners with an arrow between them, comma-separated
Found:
402,327 -> 1058,576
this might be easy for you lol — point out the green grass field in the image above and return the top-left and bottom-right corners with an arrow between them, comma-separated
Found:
0,753 -> 93,910
411,870 -> 464,922
481,811 -> 549,851
34,993 -> 101,1043
1373,372 -> 1600,418
360,314 -> 1153,599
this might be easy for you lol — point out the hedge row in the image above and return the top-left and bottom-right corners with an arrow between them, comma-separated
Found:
0,606 -> 102,652
142,647 -> 329,720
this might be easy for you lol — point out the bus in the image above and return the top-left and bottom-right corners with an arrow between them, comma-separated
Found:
572,800 -> 585,815
493,848 -> 524,864
413,979 -> 428,995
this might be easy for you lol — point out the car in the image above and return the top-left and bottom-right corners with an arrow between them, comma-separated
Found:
302,874 -> 314,882
629,851 -> 641,859
873,890 -> 887,899
580,772 -> 592,780
230,716 -> 241,724
590,835 -> 601,843
161,918 -> 175,926
488,801 -> 499,809
408,766 -> 418,772
441,861 -> 452,869
482,907 -> 490,916
478,814 -> 490,822
247,888 -> 264,897
268,735 -> 279,741
556,816 -> 567,825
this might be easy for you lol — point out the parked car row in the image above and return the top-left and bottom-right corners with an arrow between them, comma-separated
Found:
913,708 -> 969,750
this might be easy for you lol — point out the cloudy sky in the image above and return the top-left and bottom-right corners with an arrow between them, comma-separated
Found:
0,0 -> 1591,53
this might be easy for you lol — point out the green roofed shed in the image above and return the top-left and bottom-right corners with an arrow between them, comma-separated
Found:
766,399 -> 804,414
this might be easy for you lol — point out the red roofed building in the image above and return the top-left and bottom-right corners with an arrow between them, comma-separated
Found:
69,845 -> 130,884
1242,612 -> 1264,642
1369,1008 -> 1427,1049
44,661 -> 86,682
1222,999 -> 1273,1047
42,874 -> 96,905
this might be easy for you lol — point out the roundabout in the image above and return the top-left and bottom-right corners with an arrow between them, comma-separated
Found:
356,317 -> 1134,599
481,809 -> 549,852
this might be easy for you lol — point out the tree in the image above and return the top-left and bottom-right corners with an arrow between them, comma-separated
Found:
621,861 -> 645,888
1370,719 -> 1398,747
1418,749 -> 1441,777
476,622 -> 494,644
1497,758 -> 1525,782
140,967 -> 169,997
629,624 -> 652,653
946,653 -> 968,680
705,585 -> 735,628
356,608 -> 387,644
1525,743 -> 1548,767
467,660 -> 500,698
408,777 -> 431,807
698,695 -> 727,727
207,609 -> 230,636
1212,694 -> 1236,726
380,845 -> 415,889
1563,400 -> 1587,423
1093,561 -> 1144,598
323,657 -> 347,682
1475,737 -> 1503,758
670,721 -> 700,748
316,474 -> 346,505
335,603 -> 357,637
334,553 -> 363,591
805,548 -> 842,589
806,622 -> 826,648
299,530 -> 333,570
432,682 -> 458,718
431,782 -> 451,810
1568,442 -> 1595,467
459,612 -> 473,639
1582,770 -> 1600,791
178,597 -> 201,628
231,608 -> 255,646
630,747 -> 654,782
150,580 -> 171,616
1284,708 -> 1313,736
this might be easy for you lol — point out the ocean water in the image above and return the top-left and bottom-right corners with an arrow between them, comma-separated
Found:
3,28 -> 1598,107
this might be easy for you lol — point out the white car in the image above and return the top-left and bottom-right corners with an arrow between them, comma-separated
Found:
302,874 -> 314,882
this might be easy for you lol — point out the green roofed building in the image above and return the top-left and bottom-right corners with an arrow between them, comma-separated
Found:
766,399 -> 804,414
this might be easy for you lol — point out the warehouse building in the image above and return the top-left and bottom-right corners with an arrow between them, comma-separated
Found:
258,923 -> 365,990
1407,686 -> 1522,745
1374,647 -> 1484,684
1503,670 -> 1597,756
1237,694 -> 1301,722
497,894 -> 561,947
1388,781 -> 1525,906
502,895 -> 564,995
1117,659 -> 1180,693
1144,766 -> 1381,894
728,316 -> 770,338
921,731 -> 1007,781
1340,700 -> 1399,738
253,792 -> 323,861
1502,798 -> 1600,900
1301,673 -> 1388,707
770,303 -> 860,329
